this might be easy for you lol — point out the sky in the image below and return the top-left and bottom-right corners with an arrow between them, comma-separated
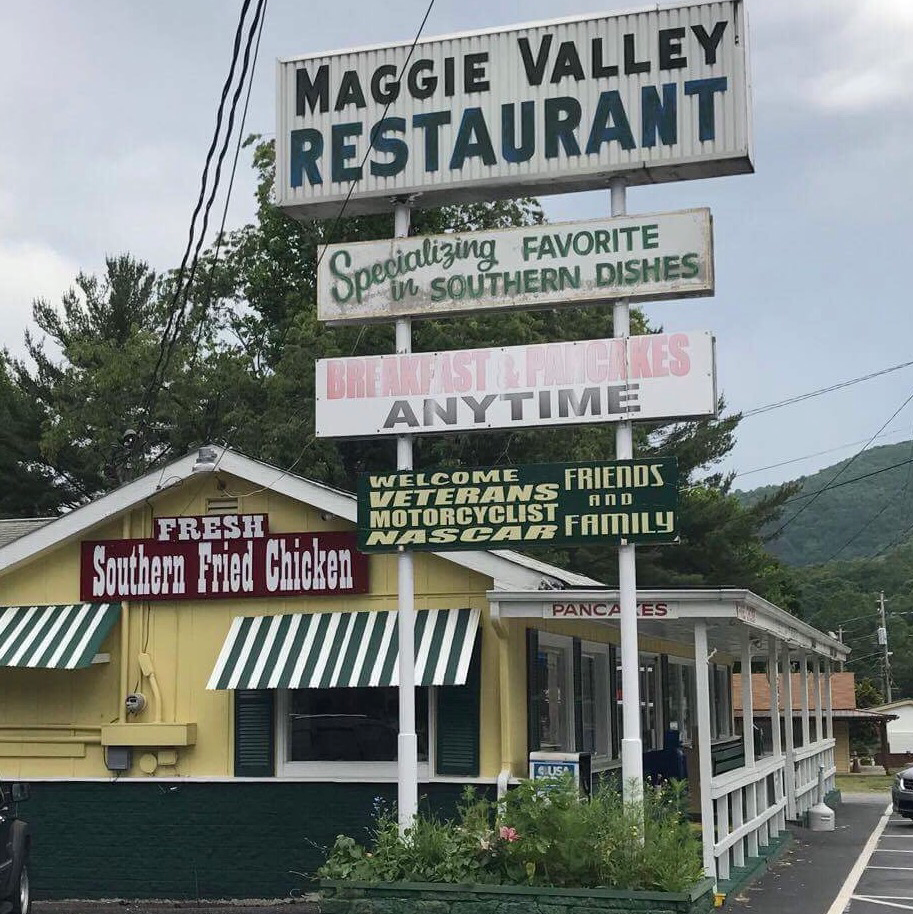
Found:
1,0 -> 911,490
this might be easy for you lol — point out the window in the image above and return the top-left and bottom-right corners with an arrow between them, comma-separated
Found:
580,645 -> 611,760
614,653 -> 663,751
531,634 -> 613,763
277,687 -> 430,776
709,664 -> 733,740
667,659 -> 697,746
536,638 -> 573,752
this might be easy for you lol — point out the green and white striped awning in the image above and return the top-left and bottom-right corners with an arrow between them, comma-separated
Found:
0,603 -> 120,670
207,607 -> 480,691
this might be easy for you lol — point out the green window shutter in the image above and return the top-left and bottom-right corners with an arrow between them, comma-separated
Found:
610,644 -> 620,759
526,628 -> 541,753
234,689 -> 275,777
436,639 -> 481,776
573,637 -> 583,752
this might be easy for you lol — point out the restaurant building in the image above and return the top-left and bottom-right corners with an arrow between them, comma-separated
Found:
0,447 -> 847,900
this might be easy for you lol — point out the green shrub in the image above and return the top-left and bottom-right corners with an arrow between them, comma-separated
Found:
317,778 -> 704,892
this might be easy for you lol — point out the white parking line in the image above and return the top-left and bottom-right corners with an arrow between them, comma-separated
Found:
826,803 -> 894,914
872,849 -> 913,853
851,899 -> 913,911
867,867 -> 913,871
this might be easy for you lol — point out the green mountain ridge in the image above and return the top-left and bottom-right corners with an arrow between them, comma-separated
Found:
736,438 -> 913,566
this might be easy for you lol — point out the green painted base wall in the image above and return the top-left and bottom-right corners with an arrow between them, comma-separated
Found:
23,781 -> 482,900
321,880 -> 715,914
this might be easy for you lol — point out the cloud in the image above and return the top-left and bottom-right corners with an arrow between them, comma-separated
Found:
0,242 -> 79,360
756,0 -> 913,114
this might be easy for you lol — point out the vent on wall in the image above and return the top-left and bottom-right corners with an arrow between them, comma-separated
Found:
207,496 -> 239,515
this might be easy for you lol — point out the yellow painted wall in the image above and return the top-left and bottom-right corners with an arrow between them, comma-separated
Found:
0,473 -> 495,780
0,469 -> 709,783
834,720 -> 851,773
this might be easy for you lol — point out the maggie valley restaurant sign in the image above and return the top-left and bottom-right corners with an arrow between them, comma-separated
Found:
318,209 -> 713,324
276,1 -> 751,217
82,514 -> 368,601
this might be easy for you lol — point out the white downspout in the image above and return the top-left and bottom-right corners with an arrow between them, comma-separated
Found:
695,621 -> 716,882
490,601 -> 513,798
119,513 -> 131,724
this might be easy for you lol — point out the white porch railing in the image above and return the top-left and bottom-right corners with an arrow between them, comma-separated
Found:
791,738 -> 836,819
708,754 -> 788,882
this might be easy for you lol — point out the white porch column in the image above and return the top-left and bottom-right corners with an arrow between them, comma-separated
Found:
768,635 -> 784,834
799,650 -> 811,747
741,628 -> 755,765
695,621 -> 716,880
814,657 -> 824,743
825,659 -> 834,741
781,644 -> 797,821
768,636 -> 781,758
741,628 -> 759,857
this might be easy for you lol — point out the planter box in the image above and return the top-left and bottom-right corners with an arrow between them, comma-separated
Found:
320,877 -> 715,914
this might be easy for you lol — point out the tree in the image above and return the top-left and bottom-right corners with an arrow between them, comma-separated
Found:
9,137 -> 797,603
856,677 -> 884,709
206,138 -> 796,598
0,352 -> 72,514
14,254 -> 255,499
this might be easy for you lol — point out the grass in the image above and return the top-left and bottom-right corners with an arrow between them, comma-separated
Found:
836,774 -> 893,793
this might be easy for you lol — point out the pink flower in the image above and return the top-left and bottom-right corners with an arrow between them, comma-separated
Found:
499,826 -> 520,843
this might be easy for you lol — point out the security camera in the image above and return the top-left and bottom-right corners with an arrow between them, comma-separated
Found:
125,692 -> 146,715
122,428 -> 138,448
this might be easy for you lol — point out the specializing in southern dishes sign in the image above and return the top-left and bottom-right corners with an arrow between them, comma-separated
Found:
357,459 -> 678,551
276,1 -> 751,217
318,209 -> 713,324
315,330 -> 716,438
81,513 -> 368,601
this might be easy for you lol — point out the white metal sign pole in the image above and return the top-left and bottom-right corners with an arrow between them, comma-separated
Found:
394,201 -> 419,834
611,178 -> 644,813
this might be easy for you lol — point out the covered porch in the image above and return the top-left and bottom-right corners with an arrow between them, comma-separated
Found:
489,587 -> 849,887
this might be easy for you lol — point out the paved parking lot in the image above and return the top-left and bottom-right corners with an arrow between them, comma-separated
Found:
844,806 -> 913,913
730,794 -> 891,914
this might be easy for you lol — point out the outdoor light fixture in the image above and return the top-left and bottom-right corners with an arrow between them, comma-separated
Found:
191,446 -> 220,473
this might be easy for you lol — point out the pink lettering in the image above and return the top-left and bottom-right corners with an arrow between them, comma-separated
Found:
326,360 -> 346,399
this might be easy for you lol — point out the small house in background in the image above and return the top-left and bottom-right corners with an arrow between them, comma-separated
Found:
871,698 -> 913,769
733,672 -> 894,773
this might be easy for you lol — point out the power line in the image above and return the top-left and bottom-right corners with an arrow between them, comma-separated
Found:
825,501 -> 894,562
767,387 -> 913,540
733,426 -> 909,480
825,428 -> 913,562
742,359 -> 913,419
311,0 -> 437,278
192,0 -> 268,364
873,514 -> 913,558
142,0 -> 267,439
174,0 -> 268,342
779,455 -> 913,507
146,0 -> 255,405
211,0 -> 437,490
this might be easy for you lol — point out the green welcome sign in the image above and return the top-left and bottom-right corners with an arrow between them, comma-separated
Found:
357,459 -> 678,552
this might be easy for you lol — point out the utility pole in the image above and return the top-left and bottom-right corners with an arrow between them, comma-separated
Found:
877,591 -> 892,703
837,627 -> 845,672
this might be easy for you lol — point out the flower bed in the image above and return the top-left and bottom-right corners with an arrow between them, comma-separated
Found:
315,778 -> 708,911
319,877 -> 716,914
